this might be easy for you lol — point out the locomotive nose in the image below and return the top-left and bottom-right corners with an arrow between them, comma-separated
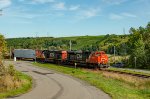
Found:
100,56 -> 108,64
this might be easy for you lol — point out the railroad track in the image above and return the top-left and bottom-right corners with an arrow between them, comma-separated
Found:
48,63 -> 150,79
101,69 -> 150,78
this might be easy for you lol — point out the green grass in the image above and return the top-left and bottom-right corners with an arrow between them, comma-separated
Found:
32,62 -> 150,99
60,35 -> 105,49
108,68 -> 150,76
0,72 -> 32,99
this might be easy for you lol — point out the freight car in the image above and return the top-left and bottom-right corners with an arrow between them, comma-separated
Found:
14,49 -> 36,60
38,50 -> 68,63
41,50 -> 55,62
54,50 -> 67,64
67,51 -> 91,65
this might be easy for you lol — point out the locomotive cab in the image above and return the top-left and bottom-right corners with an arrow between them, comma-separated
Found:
87,51 -> 108,68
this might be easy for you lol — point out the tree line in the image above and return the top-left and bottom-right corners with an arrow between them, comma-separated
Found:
7,37 -> 77,50
127,22 -> 150,69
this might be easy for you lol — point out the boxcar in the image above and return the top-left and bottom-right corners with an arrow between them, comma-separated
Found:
14,49 -> 36,60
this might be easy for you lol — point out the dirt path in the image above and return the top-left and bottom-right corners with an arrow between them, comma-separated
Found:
6,61 -> 111,99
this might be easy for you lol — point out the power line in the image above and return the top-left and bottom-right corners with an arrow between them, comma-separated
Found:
35,32 -> 38,49
114,46 -> 116,64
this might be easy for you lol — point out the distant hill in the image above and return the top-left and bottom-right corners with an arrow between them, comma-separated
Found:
6,35 -> 129,55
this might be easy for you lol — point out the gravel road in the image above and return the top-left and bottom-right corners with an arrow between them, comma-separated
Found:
6,61 -> 111,99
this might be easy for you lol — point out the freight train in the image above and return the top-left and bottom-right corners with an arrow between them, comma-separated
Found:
14,49 -> 109,68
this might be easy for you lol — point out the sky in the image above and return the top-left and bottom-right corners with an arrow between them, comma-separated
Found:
0,0 -> 150,38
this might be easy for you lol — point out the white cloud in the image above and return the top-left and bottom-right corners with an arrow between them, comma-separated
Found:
6,8 -> 43,19
69,5 -> 80,11
110,13 -> 123,20
19,0 -> 55,4
83,9 -> 98,18
32,0 -> 55,3
53,2 -> 66,10
0,0 -> 11,9
109,13 -> 137,20
77,8 -> 101,20
102,0 -> 128,5
17,14 -> 39,19
121,12 -> 137,18
53,3 -> 80,11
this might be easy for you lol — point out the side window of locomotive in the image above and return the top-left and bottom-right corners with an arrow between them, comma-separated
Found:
50,53 -> 54,57
77,54 -> 82,59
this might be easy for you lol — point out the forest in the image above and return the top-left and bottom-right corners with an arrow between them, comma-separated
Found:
5,22 -> 150,69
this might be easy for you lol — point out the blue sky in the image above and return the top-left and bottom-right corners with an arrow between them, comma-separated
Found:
0,0 -> 150,38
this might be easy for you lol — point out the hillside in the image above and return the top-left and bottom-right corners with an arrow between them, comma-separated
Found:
6,35 -> 128,55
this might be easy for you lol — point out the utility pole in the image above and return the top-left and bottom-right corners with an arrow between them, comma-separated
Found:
35,32 -> 38,50
114,46 -> 116,64
134,57 -> 137,69
70,40 -> 72,51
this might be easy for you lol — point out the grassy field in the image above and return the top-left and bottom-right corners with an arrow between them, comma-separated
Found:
0,72 -> 32,99
32,62 -> 150,99
60,35 -> 105,49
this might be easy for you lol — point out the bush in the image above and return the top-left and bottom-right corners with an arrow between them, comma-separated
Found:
7,65 -> 16,76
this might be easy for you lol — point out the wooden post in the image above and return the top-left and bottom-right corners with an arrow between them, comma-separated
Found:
114,46 -> 116,64
70,40 -> 72,51
134,57 -> 137,69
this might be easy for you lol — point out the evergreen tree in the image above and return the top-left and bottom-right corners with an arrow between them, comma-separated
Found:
129,34 -> 146,68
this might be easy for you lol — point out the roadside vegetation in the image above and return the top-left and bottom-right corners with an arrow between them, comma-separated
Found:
33,62 -> 150,99
108,68 -> 150,76
0,34 -> 32,98
0,70 -> 32,99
